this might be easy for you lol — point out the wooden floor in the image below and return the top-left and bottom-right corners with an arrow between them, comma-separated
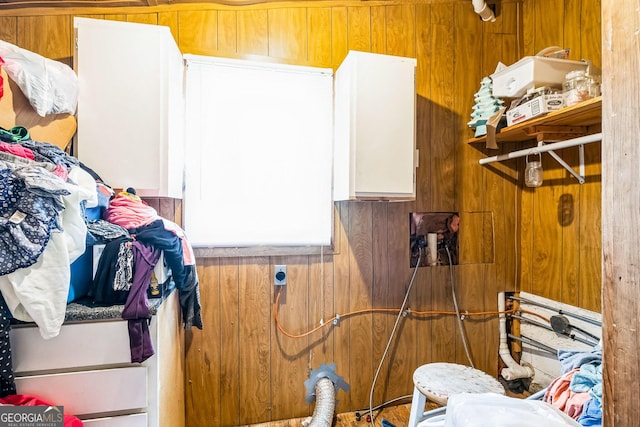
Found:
239,383 -> 528,427
238,402 -> 440,427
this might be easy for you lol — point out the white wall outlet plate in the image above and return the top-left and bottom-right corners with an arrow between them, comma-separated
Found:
274,265 -> 287,286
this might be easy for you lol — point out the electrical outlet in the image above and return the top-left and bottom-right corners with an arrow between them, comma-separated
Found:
274,265 -> 287,286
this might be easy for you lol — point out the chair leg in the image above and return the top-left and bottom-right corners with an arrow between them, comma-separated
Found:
408,386 -> 426,427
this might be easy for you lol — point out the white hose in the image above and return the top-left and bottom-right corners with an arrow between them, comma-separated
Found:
305,378 -> 336,427
471,0 -> 496,22
368,249 -> 423,426
498,292 -> 535,380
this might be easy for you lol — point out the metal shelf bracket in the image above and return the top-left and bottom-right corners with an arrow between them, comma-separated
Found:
478,132 -> 602,184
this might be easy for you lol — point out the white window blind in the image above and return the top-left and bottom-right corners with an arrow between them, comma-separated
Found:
183,55 -> 334,248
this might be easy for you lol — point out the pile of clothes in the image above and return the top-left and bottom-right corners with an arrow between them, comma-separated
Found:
544,344 -> 603,426
0,125 -> 95,398
0,44 -> 201,423
0,125 -> 202,397
0,126 -> 95,339
91,188 -> 202,362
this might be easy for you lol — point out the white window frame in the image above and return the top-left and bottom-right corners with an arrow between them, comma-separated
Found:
182,54 -> 336,257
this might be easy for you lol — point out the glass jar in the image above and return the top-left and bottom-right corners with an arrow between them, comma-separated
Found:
563,70 -> 600,106
587,74 -> 601,98
525,154 -> 543,188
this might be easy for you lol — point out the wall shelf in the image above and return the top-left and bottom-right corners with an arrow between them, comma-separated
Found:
468,96 -> 602,145
471,96 -> 602,184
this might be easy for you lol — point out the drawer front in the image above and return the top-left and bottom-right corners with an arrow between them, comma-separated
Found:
15,366 -> 147,416
83,413 -> 148,427
10,321 -> 133,372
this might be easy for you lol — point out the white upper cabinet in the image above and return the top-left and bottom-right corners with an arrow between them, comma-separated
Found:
333,51 -> 418,201
74,17 -> 184,198
73,23 -> 415,202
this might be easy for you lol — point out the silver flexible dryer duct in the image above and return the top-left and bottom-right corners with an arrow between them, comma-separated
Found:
306,378 -> 336,427
303,363 -> 349,427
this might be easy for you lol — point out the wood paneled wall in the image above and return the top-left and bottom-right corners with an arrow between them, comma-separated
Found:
0,0 -> 602,425
518,0 -> 602,312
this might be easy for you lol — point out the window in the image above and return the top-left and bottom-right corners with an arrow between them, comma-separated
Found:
183,55 -> 334,253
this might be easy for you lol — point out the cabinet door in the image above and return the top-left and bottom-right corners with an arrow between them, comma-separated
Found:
334,51 -> 417,200
83,414 -> 148,427
15,367 -> 148,416
10,321 -> 132,372
74,17 -> 184,198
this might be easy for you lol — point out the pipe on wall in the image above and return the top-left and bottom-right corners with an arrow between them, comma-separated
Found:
498,292 -> 535,380
472,0 -> 496,22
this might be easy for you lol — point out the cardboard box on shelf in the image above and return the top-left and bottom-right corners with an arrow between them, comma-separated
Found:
506,94 -> 564,127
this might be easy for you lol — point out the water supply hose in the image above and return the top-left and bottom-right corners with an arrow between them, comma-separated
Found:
446,246 -> 474,368
368,248 -> 423,426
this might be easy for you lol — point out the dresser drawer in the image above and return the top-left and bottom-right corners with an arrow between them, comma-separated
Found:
10,320 -> 132,373
83,413 -> 148,427
15,366 -> 147,416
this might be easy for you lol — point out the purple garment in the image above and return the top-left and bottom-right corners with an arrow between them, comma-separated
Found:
122,241 -> 160,363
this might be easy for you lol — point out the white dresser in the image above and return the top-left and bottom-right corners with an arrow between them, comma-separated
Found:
9,291 -> 185,427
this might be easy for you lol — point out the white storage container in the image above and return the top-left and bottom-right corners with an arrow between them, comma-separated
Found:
491,56 -> 587,99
